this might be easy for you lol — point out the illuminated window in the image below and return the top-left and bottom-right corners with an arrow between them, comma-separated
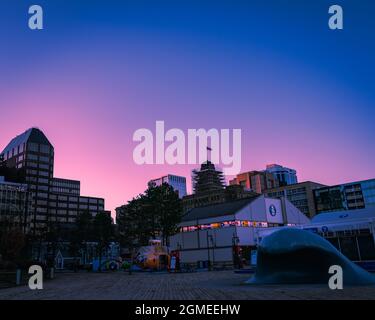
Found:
200,224 -> 211,230
241,221 -> 250,227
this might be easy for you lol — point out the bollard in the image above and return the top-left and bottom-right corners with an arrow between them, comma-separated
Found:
16,269 -> 21,285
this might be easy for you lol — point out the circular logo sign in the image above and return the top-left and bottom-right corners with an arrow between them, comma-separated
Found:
269,204 -> 277,216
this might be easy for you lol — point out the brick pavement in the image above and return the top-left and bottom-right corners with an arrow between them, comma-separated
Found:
0,270 -> 374,300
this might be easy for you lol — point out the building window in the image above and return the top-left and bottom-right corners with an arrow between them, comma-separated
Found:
28,143 -> 39,152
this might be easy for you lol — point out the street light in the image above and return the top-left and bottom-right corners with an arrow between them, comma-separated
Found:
232,235 -> 240,268
206,231 -> 211,270
208,234 -> 215,268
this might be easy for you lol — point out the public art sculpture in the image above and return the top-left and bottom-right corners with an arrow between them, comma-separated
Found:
248,228 -> 375,285
135,239 -> 170,270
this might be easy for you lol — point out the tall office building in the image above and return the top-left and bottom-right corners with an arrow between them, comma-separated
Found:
1,128 -> 106,234
314,179 -> 375,214
265,164 -> 298,186
1,128 -> 54,234
229,170 -> 278,194
149,174 -> 187,198
266,181 -> 326,218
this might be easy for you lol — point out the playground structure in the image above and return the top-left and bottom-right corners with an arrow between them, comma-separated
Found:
87,240 -> 175,272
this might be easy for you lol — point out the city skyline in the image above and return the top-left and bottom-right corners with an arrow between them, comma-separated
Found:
1,126 -> 374,216
1,0 -> 375,215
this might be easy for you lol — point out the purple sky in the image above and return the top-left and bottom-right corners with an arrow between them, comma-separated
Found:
1,1 -> 375,214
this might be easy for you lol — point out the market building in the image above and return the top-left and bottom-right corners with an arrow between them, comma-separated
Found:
170,195 -> 310,267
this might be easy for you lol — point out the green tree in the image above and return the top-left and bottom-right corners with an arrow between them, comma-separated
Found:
93,211 -> 113,271
0,227 -> 25,262
117,183 -> 182,257
117,197 -> 144,274
69,210 -> 93,263
145,183 -> 182,246
45,222 -> 62,267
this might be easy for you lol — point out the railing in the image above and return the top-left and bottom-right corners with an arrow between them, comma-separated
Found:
0,268 -> 55,289
0,270 -> 27,289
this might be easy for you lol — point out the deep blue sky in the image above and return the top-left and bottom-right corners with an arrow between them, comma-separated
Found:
2,0 -> 375,100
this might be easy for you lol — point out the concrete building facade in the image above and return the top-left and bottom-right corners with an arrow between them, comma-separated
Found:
229,171 -> 278,194
265,181 -> 326,218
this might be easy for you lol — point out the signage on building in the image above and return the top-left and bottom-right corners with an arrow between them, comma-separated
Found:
265,199 -> 283,224
269,204 -> 277,216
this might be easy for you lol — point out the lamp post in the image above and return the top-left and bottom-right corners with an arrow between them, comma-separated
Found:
206,231 -> 211,270
232,235 -> 240,269
208,234 -> 215,268
176,242 -> 182,271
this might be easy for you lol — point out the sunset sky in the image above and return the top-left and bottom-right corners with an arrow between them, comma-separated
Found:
1,0 -> 375,215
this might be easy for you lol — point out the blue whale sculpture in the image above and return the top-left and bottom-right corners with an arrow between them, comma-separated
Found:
248,228 -> 375,285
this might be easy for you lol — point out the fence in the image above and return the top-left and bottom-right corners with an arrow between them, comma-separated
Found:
0,268 -> 55,289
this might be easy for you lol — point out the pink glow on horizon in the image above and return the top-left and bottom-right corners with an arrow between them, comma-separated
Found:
1,45 -> 374,218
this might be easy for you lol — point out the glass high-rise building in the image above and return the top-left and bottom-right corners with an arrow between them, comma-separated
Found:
149,174 -> 187,198
265,164 -> 298,186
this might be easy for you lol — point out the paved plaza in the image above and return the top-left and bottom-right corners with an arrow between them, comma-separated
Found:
0,270 -> 374,300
